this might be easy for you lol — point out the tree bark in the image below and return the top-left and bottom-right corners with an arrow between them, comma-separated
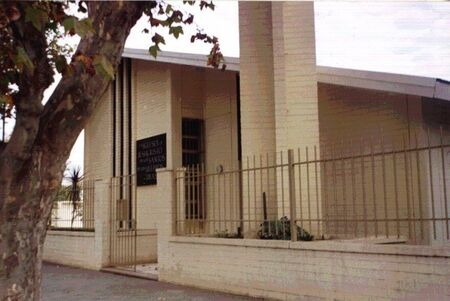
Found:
0,2 -> 144,300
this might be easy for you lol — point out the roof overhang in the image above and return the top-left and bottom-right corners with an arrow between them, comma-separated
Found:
122,48 -> 450,101
317,66 -> 450,101
122,48 -> 239,72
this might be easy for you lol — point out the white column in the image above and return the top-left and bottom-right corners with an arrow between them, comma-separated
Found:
155,168 -> 176,281
94,179 -> 111,269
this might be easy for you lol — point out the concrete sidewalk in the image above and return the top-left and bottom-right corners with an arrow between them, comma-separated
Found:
42,263 -> 260,301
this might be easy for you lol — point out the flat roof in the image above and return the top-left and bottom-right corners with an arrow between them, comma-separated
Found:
317,66 -> 450,101
122,48 -> 239,72
123,48 -> 450,101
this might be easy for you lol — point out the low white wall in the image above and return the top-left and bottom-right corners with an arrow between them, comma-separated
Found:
160,237 -> 450,301
44,230 -> 98,270
136,229 -> 158,263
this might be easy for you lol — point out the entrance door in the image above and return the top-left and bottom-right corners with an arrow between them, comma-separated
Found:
109,175 -> 137,268
182,118 -> 206,233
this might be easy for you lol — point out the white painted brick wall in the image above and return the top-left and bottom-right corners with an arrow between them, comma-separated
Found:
160,237 -> 450,301
43,231 -> 98,270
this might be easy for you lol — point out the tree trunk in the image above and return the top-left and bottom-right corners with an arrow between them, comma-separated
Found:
0,147 -> 65,301
1,213 -> 48,301
0,2 -> 144,300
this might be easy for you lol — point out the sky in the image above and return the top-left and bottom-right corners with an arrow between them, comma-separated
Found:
3,1 -> 450,173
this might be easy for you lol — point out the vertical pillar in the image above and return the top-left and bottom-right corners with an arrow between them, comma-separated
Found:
239,2 -> 276,158
239,2 -> 277,237
94,179 -> 111,269
272,1 -> 319,150
155,168 -> 176,281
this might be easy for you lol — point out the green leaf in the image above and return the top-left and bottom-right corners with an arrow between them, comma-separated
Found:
149,45 -> 160,59
13,47 -> 34,72
75,18 -> 94,38
25,6 -> 49,30
62,16 -> 77,33
62,17 -> 94,38
93,55 -> 115,80
152,33 -> 165,45
169,26 -> 183,39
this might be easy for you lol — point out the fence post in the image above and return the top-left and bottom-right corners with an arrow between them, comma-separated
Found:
288,149 -> 298,241
94,179 -> 111,269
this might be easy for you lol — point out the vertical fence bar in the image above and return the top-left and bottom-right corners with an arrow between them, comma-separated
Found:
178,170 -> 181,234
370,137 -> 378,237
259,155 -> 264,234
323,144 -> 329,236
223,167 -> 227,233
381,135 -> 389,238
189,166 -> 193,233
340,141 -> 347,237
393,144 -> 400,239
110,178 -> 113,265
297,149 -> 303,231
198,164 -> 201,233
407,135 -> 417,242
211,168 -> 215,233
218,170 -> 222,232
314,145 -> 320,237
360,138 -> 368,238
414,132 -> 424,241
350,139 -> 358,237
266,153 -> 271,235
253,155 -> 257,231
229,167 -> 233,233
332,144 -> 337,237
280,152 -> 286,239
273,152 -> 279,236
180,169 -> 184,235
427,128 -> 436,239
288,149 -> 297,241
440,127 -> 449,240
306,147 -> 312,234
246,156 -> 250,233
133,175 -> 137,271
403,135 -> 412,241
204,169 -> 208,232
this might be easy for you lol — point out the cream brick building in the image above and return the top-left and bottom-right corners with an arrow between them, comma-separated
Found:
44,2 -> 450,300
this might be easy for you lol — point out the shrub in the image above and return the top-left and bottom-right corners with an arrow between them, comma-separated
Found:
214,229 -> 242,239
257,216 -> 314,241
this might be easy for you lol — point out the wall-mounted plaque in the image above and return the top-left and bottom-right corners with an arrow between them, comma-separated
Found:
136,133 -> 167,186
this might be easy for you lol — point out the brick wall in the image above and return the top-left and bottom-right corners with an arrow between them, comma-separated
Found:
239,1 -> 276,159
161,237 -> 450,301
43,231 -> 98,270
84,89 -> 112,180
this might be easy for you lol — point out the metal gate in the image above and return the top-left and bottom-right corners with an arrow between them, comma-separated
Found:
109,175 -> 138,269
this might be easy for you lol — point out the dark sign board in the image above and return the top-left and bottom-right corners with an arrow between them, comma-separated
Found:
136,133 -> 167,186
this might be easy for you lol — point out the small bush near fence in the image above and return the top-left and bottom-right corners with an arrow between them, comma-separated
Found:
258,216 -> 314,241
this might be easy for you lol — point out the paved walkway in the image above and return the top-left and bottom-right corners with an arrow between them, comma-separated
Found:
42,263 -> 259,301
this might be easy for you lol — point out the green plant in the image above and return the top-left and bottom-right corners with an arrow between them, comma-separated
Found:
258,216 -> 314,241
64,166 -> 84,229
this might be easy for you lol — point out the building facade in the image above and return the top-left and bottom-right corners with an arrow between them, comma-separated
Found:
44,2 -> 450,300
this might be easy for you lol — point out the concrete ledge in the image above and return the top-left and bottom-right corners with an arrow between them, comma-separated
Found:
169,236 -> 450,258
47,230 -> 95,237
101,267 -> 158,281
